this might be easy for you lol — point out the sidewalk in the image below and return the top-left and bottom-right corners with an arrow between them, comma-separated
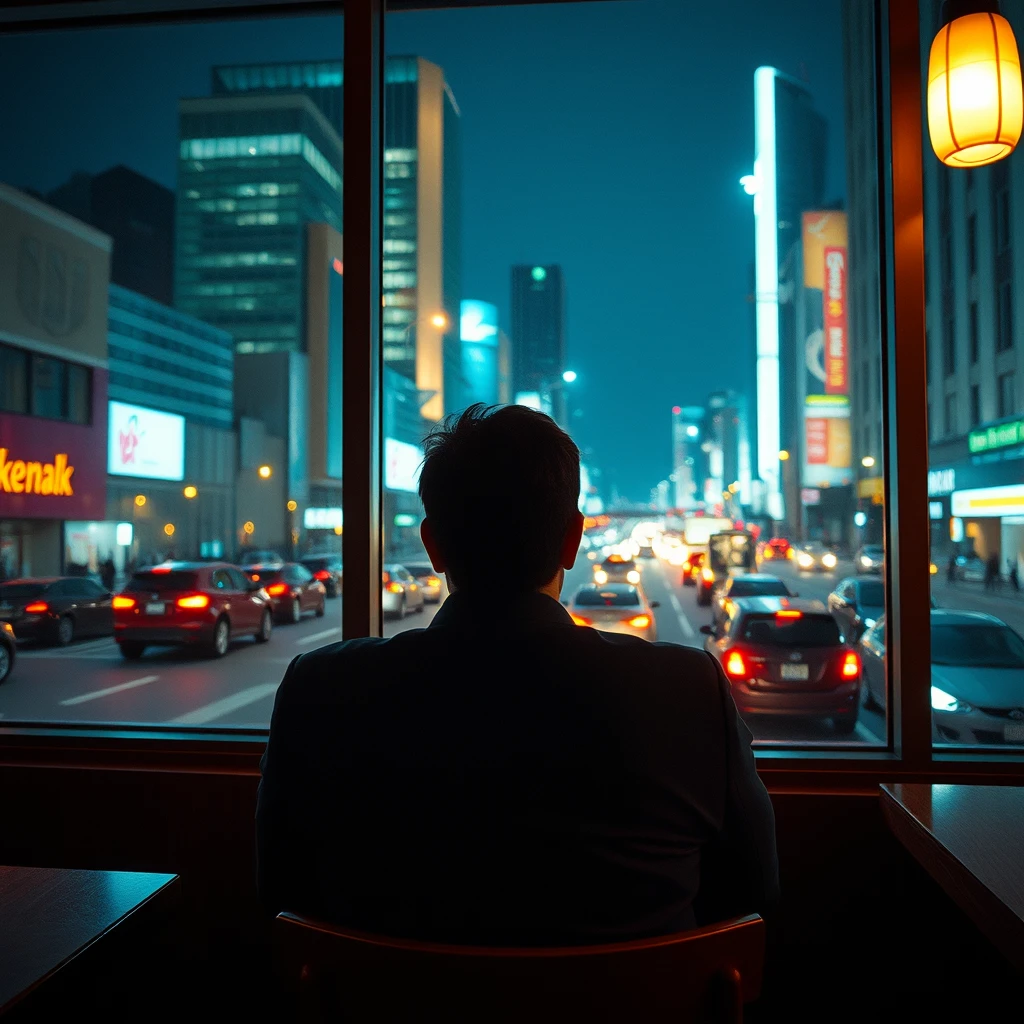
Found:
932,576 -> 1024,604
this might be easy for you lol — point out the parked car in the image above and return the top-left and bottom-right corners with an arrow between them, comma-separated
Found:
402,563 -> 444,604
855,544 -> 885,574
565,583 -> 660,640
860,610 -> 1024,745
299,555 -> 343,598
0,621 -> 14,684
244,563 -> 326,623
701,596 -> 862,735
382,565 -> 425,619
113,562 -> 273,659
827,576 -> 886,642
0,577 -> 114,646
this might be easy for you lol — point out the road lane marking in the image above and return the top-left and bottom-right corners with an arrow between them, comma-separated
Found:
667,591 -> 695,637
295,627 -> 342,647
169,682 -> 280,725
60,675 -> 159,706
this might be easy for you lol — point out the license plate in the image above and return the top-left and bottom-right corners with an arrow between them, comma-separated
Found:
145,602 -> 166,615
780,663 -> 809,680
1005,721 -> 1024,743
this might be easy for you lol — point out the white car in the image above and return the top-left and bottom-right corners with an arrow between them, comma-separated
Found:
565,583 -> 659,641
382,565 -> 425,619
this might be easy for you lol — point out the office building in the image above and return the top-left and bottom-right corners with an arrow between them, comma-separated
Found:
670,405 -> 704,510
208,56 -> 462,420
511,264 -> 567,422
749,68 -> 827,521
47,165 -> 175,307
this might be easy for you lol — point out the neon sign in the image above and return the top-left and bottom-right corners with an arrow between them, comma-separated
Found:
0,449 -> 75,495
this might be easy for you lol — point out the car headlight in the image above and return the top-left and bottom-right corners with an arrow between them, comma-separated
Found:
594,570 -> 608,584
797,553 -> 813,568
860,555 -> 871,567
863,617 -> 876,629
626,570 -> 641,584
931,685 -> 972,714
822,553 -> 837,568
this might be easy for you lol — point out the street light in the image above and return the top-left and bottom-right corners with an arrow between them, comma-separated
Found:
778,450 -> 790,461
562,370 -> 577,384
401,312 -> 449,341
134,494 -> 147,507
287,500 -> 297,512
183,485 -> 198,499
258,465 -> 272,480
739,173 -> 758,196
861,455 -> 876,469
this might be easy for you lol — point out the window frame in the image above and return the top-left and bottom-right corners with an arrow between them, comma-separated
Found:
0,0 -> 1021,786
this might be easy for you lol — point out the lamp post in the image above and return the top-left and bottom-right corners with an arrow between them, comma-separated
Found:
184,485 -> 198,559
539,369 -> 579,430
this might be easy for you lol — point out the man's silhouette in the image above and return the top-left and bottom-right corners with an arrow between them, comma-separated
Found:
257,404 -> 778,944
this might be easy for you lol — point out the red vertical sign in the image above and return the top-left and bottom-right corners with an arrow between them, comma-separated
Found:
823,246 -> 848,394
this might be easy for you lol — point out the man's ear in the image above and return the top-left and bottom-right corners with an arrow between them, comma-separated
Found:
560,511 -> 585,570
420,518 -> 446,574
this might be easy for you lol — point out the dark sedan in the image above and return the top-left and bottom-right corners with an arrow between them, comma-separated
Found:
245,563 -> 326,624
0,577 -> 113,646
827,576 -> 886,642
299,555 -> 343,598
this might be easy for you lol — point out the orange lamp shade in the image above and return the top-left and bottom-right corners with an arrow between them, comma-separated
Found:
928,11 -> 1023,167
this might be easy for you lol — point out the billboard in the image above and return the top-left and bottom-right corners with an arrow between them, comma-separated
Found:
107,401 -> 184,481
460,300 -> 500,407
384,437 -> 423,493
823,247 -> 848,394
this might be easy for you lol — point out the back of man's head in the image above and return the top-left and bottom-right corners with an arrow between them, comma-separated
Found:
419,404 -> 581,592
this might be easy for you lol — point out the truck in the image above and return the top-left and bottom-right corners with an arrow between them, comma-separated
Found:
696,529 -> 757,606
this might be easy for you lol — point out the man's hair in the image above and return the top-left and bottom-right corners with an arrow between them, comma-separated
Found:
419,404 -> 580,591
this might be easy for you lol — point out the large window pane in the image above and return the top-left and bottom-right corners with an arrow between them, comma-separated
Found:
381,0 -> 887,747
0,14 -> 343,729
923,0 -> 1024,752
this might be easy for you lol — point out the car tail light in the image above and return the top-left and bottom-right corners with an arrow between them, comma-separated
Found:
725,650 -> 748,679
763,548 -> 773,559
176,593 -> 211,609
776,609 -> 802,620
426,576 -> 440,586
841,651 -> 861,679
266,583 -> 288,596
151,566 -> 171,573
23,601 -> 48,614
701,565 -> 714,583
112,596 -> 136,610
386,582 -> 403,594
313,570 -> 331,581
570,614 -> 592,626
683,558 -> 692,570
625,614 -> 651,629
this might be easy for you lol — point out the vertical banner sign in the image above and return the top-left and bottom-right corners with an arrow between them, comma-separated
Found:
824,246 -> 848,394
806,418 -> 829,464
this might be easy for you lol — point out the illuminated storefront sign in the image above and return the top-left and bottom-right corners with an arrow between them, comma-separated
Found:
107,401 -> 185,481
304,507 -> 343,530
952,484 -> 1024,518
928,468 -> 956,496
968,418 -> 1024,454
0,449 -> 75,495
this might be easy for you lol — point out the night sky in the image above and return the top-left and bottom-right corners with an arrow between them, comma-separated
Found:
0,0 -> 846,502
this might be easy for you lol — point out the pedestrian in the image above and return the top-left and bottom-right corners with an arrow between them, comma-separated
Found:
1009,558 -> 1020,592
100,557 -> 116,592
985,552 -> 1000,591
946,552 -> 957,585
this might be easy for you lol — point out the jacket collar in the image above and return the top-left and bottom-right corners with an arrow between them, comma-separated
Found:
429,589 -> 575,630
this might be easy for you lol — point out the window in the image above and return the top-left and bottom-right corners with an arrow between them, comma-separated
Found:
999,372 -> 1015,419
971,384 -> 980,428
969,301 -> 979,364
944,393 -> 956,437
0,344 -> 28,413
30,355 -> 66,419
996,279 -> 1013,352
968,213 -> 977,273
66,364 -> 91,425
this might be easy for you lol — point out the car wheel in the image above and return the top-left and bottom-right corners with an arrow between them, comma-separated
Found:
315,598 -> 326,618
119,641 -> 146,660
290,597 -> 302,624
0,644 -> 11,683
56,615 -> 74,647
208,617 -> 230,659
255,609 -> 272,643
833,708 -> 860,736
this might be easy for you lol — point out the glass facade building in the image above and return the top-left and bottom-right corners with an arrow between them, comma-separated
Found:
511,264 -> 567,419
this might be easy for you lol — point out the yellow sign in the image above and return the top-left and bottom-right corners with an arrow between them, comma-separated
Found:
801,211 -> 848,290
0,449 -> 74,495
858,476 -> 884,504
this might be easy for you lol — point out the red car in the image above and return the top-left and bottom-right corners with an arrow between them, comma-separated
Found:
244,563 -> 326,624
701,596 -> 862,735
113,562 -> 273,660
758,537 -> 792,563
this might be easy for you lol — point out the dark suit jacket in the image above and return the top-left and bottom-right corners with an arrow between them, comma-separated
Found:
257,590 -> 779,945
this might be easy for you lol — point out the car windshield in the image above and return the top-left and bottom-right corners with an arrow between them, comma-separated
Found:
403,565 -> 434,577
858,581 -> 885,606
864,546 -> 883,555
730,580 -> 789,598
128,571 -> 199,592
602,559 -> 636,570
931,624 -> 1024,668
741,614 -> 843,648
301,558 -> 329,570
574,586 -> 641,607
802,542 -> 827,552
0,583 -> 48,600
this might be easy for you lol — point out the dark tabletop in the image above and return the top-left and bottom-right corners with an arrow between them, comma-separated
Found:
881,783 -> 1024,972
0,865 -> 180,1015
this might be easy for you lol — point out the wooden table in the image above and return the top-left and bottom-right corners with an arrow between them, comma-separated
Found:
0,866 -> 180,1016
881,783 -> 1024,973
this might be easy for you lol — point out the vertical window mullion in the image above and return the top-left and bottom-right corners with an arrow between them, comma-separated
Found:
342,0 -> 385,640
880,0 -> 932,767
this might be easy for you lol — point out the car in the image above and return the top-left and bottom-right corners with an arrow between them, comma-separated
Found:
680,549 -> 706,587
382,565 -> 426,619
712,574 -> 796,631
828,576 -> 885,642
299,555 -> 343,598
244,563 -> 326,623
855,544 -> 885,574
793,541 -> 839,572
697,529 -> 757,607
0,577 -> 114,646
593,555 -> 641,586
953,552 -> 986,582
238,548 -> 285,567
565,583 -> 660,641
757,537 -> 792,564
860,610 -> 1024,745
113,562 -> 273,659
401,563 -> 445,604
0,621 -> 14,684
701,596 -> 862,735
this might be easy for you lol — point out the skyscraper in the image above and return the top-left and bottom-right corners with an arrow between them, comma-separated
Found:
511,264 -> 566,420
750,68 -> 827,522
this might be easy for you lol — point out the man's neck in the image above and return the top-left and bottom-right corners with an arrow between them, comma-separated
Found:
445,571 -> 564,604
